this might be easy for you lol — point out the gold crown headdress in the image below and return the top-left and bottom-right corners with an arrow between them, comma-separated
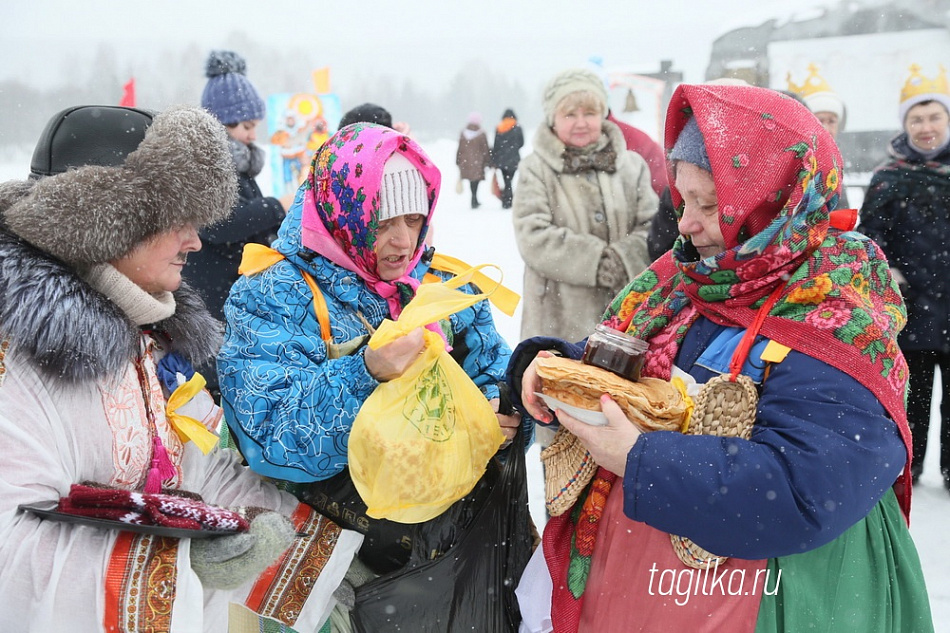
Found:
900,64 -> 950,103
786,64 -> 835,98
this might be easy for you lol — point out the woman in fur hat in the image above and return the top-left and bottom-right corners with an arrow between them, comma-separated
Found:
509,84 -> 932,632
512,68 -> 658,345
0,105 -> 358,632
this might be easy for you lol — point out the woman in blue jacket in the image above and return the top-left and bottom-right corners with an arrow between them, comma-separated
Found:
217,126 -> 530,629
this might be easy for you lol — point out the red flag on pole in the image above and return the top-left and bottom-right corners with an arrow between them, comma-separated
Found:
119,78 -> 135,107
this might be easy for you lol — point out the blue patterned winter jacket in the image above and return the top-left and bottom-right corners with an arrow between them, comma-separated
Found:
218,202 -> 516,482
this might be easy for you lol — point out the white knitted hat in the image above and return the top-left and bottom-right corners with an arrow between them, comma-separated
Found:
542,68 -> 609,125
378,153 -> 428,221
804,91 -> 845,120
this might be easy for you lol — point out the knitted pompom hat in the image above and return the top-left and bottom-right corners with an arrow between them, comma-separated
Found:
1,105 -> 237,266
542,68 -> 608,125
201,50 -> 266,126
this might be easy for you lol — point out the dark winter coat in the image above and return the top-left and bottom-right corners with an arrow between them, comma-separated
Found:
647,186 -> 678,260
491,120 -> 524,172
185,170 -> 284,323
456,125 -> 492,181
859,133 -> 950,352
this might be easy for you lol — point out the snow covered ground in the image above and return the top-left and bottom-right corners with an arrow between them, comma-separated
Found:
1,134 -> 947,627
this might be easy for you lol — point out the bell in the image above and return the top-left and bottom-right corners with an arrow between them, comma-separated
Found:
624,88 -> 639,113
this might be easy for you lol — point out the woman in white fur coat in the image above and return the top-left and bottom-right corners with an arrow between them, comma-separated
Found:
512,68 -> 658,343
0,105 -> 358,632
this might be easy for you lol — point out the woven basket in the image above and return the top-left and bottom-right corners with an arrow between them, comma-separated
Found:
670,373 -> 758,569
541,426 -> 598,517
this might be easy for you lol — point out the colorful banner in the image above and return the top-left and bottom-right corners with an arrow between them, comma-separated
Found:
266,91 -> 342,198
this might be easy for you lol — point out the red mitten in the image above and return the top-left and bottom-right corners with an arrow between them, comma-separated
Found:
57,484 -> 149,525
144,493 -> 249,532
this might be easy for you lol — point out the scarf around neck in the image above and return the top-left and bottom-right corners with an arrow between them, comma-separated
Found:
544,84 -> 913,633
561,132 -> 616,174
496,117 -> 517,134
299,123 -> 441,321
83,263 -> 176,326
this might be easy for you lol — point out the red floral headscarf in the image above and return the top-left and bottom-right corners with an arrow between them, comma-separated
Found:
612,84 -> 911,513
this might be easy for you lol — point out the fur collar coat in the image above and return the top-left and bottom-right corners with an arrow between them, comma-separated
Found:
512,120 -> 658,341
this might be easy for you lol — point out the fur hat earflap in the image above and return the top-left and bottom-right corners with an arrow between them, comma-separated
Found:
2,105 -> 237,266
0,180 -> 36,227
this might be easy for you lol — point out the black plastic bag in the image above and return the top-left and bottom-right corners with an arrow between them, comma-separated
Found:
351,427 -> 534,632
301,461 -> 498,576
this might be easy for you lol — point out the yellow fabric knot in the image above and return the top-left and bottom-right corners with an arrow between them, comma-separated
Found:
166,372 -> 219,454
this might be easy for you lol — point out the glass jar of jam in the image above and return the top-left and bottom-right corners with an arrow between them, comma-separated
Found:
581,324 -> 649,381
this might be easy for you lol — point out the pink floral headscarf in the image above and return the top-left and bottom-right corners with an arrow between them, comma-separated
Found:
300,123 -> 441,319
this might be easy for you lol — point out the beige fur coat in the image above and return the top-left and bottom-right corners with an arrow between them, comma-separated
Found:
512,120 -> 658,341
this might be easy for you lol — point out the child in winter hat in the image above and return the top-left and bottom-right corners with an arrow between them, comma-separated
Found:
189,50 -> 288,391
201,50 -> 266,126
542,68 -> 609,125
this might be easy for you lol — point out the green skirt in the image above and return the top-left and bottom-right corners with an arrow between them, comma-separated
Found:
756,489 -> 933,632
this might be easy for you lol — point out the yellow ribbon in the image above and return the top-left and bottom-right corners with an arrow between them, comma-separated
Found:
240,244 -> 521,318
165,372 -> 219,454
238,243 -> 287,276
426,252 -> 520,316
671,376 -> 695,434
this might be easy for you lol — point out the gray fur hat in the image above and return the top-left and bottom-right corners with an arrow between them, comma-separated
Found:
0,105 -> 237,266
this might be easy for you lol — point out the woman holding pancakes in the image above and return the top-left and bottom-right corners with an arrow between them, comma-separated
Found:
508,84 -> 933,632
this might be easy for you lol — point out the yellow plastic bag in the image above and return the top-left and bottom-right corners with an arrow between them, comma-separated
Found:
349,265 -> 515,523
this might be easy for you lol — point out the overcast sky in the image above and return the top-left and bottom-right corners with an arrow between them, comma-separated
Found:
2,0 -> 836,93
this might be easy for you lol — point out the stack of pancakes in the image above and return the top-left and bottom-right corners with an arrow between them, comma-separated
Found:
535,356 -> 687,431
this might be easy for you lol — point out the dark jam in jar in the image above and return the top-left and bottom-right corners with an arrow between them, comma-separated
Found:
581,324 -> 649,381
